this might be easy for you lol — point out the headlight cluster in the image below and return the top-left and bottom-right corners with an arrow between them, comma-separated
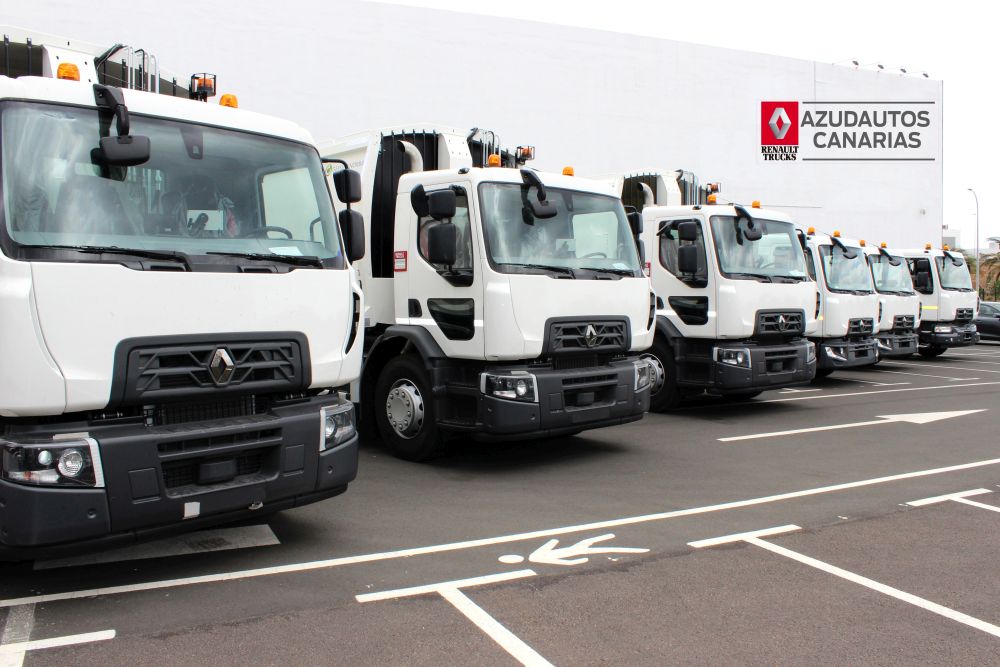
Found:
934,325 -> 953,334
825,345 -> 847,362
481,372 -> 538,402
806,341 -> 817,363
1,436 -> 104,487
633,359 -> 652,391
714,347 -> 752,369
320,402 -> 357,451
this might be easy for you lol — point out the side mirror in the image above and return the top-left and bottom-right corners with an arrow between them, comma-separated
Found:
96,135 -> 151,166
333,169 -> 362,204
527,198 -> 558,219
677,221 -> 699,242
339,209 -> 365,262
741,218 -> 763,242
637,239 -> 646,265
427,222 -> 458,266
678,244 -> 699,276
914,271 -> 931,290
627,211 -> 643,236
427,189 -> 457,220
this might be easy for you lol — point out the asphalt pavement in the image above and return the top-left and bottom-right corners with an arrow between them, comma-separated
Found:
3,343 -> 1000,666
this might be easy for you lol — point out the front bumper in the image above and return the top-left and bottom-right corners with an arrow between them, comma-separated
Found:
476,358 -> 650,438
815,336 -> 878,370
0,395 -> 358,559
876,330 -> 919,358
919,322 -> 979,348
708,339 -> 816,393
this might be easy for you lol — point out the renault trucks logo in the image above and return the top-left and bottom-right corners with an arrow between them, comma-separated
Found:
209,348 -> 236,385
584,324 -> 599,348
776,314 -> 789,331
761,101 -> 799,161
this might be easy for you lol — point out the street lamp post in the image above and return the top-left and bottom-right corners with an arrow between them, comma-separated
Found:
969,188 -> 980,296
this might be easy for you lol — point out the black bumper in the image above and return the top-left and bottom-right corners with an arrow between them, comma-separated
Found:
475,359 -> 649,438
919,322 -> 979,348
0,395 -> 358,559
708,339 -> 816,393
876,330 -> 919,357
815,336 -> 878,370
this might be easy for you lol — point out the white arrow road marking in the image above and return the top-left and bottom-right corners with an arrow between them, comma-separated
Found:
357,570 -> 552,667
0,605 -> 34,667
718,409 -> 986,442
692,526 -> 1000,638
908,488 -> 1000,513
519,533 -> 648,566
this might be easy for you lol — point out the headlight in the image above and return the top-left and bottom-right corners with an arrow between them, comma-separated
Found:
319,401 -> 356,451
825,345 -> 847,362
0,436 -> 104,487
934,325 -> 953,333
876,338 -> 892,350
480,372 -> 538,403
714,347 -> 751,369
806,341 -> 817,363
633,359 -> 652,391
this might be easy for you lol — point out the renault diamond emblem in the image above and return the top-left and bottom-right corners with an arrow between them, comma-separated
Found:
777,314 -> 788,331
209,348 -> 235,385
584,324 -> 599,348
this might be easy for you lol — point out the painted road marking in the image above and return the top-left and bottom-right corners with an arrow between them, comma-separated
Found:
718,410 -> 985,442
0,630 -> 116,657
759,381 -> 1000,403
0,605 -> 34,667
687,525 -> 801,548
357,570 -> 551,667
839,378 -> 910,387
889,360 -> 1000,375
778,387 -> 822,394
692,525 -> 1000,639
34,525 -> 280,571
6,455 -> 1000,608
500,533 -> 648,566
871,369 -> 978,381
907,488 -> 1000,514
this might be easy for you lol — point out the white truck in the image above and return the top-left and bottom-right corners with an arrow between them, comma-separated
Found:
799,229 -> 879,376
322,126 -> 654,460
864,243 -> 920,358
0,29 -> 364,558
898,245 -> 979,357
610,171 -> 817,411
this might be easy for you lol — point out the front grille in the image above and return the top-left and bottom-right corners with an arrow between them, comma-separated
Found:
756,311 -> 804,336
157,428 -> 281,455
956,308 -> 974,323
562,373 -> 617,387
848,318 -> 874,336
122,339 -> 304,402
893,315 -> 916,331
546,320 -> 627,354
148,395 -> 270,426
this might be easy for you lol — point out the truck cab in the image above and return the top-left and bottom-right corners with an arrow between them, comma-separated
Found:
322,127 -> 654,460
800,229 -> 879,375
610,172 -> 817,411
0,30 -> 363,557
897,245 -> 979,357
864,243 -> 920,358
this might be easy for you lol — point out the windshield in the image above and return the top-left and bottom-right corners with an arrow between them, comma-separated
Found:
478,183 -> 641,277
936,255 -> 974,290
708,216 -> 808,280
1,101 -> 343,267
819,244 -> 873,293
868,254 -> 915,294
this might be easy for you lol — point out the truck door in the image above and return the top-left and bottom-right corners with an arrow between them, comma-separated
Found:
655,214 -> 714,337
400,182 -> 485,358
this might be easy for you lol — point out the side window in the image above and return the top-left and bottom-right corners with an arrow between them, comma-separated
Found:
803,247 -> 817,280
658,219 -> 707,283
418,187 -> 473,273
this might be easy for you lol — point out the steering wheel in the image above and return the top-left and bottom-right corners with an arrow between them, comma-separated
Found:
240,226 -> 293,239
579,251 -> 607,259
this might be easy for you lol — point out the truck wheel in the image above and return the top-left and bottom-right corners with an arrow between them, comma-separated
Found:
374,354 -> 444,461
918,345 -> 946,358
642,338 -> 680,412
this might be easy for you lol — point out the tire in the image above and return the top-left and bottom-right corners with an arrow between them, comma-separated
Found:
641,337 -> 681,412
815,368 -> 834,379
374,354 -> 444,461
918,345 -> 946,358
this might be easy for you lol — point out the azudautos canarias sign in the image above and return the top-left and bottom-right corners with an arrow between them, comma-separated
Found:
760,100 -> 938,163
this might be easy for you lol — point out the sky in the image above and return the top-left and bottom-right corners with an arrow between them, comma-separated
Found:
4,0 -> 995,251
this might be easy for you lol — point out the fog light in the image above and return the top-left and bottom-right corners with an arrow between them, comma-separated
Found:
714,347 -> 751,369
515,379 -> 529,397
57,449 -> 85,478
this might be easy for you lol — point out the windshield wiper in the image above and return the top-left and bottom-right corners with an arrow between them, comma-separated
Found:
206,251 -> 325,268
498,262 -> 576,278
728,272 -> 773,282
580,267 -> 639,277
24,244 -> 191,270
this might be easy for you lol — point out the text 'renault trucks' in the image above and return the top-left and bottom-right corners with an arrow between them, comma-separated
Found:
0,28 -> 364,558
799,229 -> 879,376
898,244 -> 979,357
864,243 -> 921,358
610,172 -> 817,411
321,126 -> 654,460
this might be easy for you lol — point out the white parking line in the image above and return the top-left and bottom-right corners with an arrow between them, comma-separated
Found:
761,381 -> 1000,403
838,378 -> 910,387
0,605 -> 35,667
0,630 -> 116,656
889,361 -> 1000,375
5,455 -> 1000,608
907,488 -> 1000,514
34,525 -> 280,570
872,369 -> 977,381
